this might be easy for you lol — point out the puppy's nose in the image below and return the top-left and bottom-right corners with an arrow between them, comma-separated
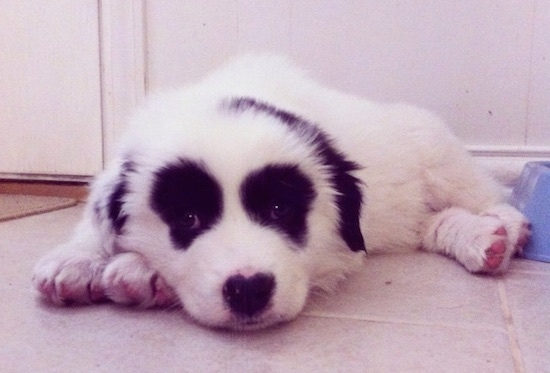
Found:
222,273 -> 275,317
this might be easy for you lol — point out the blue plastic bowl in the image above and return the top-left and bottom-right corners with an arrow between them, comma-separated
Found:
510,162 -> 550,262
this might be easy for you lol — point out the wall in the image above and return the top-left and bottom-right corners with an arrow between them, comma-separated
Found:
1,1 -> 547,180
134,0 -> 549,178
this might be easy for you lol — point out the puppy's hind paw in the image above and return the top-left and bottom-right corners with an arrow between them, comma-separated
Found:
425,208 -> 517,275
483,204 -> 531,254
102,253 -> 178,308
481,227 -> 509,272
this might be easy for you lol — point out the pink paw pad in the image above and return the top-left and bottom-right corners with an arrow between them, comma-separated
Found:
484,227 -> 507,270
494,226 -> 507,236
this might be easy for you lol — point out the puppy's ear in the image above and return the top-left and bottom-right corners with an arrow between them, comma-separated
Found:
91,159 -> 135,235
106,178 -> 129,234
335,172 -> 366,253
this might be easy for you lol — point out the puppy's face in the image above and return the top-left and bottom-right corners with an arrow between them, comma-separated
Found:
107,97 -> 365,330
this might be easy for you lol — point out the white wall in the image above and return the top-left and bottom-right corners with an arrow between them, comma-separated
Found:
144,0 -> 550,164
2,1 -> 547,179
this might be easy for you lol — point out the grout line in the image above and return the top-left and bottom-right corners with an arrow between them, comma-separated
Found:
497,280 -> 526,373
302,311 -> 506,333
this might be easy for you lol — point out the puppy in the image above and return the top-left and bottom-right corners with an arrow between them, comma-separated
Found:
33,55 -> 530,330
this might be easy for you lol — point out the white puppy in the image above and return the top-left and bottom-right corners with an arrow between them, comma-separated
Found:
33,55 -> 530,330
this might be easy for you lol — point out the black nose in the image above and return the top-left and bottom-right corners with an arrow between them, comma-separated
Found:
222,273 -> 276,317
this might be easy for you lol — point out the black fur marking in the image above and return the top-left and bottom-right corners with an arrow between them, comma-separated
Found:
241,164 -> 317,246
225,97 -> 304,128
93,201 -> 101,221
150,159 -> 223,250
225,97 -> 366,252
108,181 -> 128,234
107,159 -> 136,235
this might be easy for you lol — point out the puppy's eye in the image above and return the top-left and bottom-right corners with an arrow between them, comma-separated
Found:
179,213 -> 201,230
270,203 -> 291,220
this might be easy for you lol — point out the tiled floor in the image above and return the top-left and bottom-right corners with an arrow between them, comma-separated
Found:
1,205 -> 548,372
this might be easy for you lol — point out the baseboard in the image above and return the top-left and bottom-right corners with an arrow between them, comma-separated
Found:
468,146 -> 550,187
0,180 -> 89,201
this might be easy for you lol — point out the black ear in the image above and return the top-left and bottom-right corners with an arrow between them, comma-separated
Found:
107,178 -> 129,235
92,159 -> 136,235
308,129 -> 366,253
333,170 -> 366,252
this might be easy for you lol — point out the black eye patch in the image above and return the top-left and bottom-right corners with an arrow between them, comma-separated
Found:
150,159 -> 223,250
241,164 -> 317,246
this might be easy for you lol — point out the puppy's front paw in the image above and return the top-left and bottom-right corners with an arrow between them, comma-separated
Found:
33,251 -> 107,305
102,253 -> 178,308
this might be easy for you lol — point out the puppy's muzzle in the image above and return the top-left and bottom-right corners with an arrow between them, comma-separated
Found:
222,272 -> 275,317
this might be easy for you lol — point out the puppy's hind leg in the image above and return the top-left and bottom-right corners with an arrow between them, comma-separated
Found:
422,207 -> 517,274
418,128 -> 529,273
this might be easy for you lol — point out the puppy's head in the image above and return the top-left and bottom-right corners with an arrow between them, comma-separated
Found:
98,95 -> 366,330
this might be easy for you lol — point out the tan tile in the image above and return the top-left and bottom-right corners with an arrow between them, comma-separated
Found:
0,206 -> 539,372
304,252 -> 507,331
503,271 -> 550,373
0,303 -> 516,373
509,257 -> 550,275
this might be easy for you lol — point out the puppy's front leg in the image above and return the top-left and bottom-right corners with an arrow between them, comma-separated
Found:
102,252 -> 178,308
32,217 -> 108,305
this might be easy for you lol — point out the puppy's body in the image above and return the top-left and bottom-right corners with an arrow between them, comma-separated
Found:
33,55 -> 529,330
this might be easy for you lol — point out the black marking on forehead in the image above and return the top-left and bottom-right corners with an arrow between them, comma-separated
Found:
224,97 -> 304,128
150,159 -> 223,250
241,164 -> 316,246
224,97 -> 365,252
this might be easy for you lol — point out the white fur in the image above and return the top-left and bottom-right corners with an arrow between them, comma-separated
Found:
33,55 -> 529,330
